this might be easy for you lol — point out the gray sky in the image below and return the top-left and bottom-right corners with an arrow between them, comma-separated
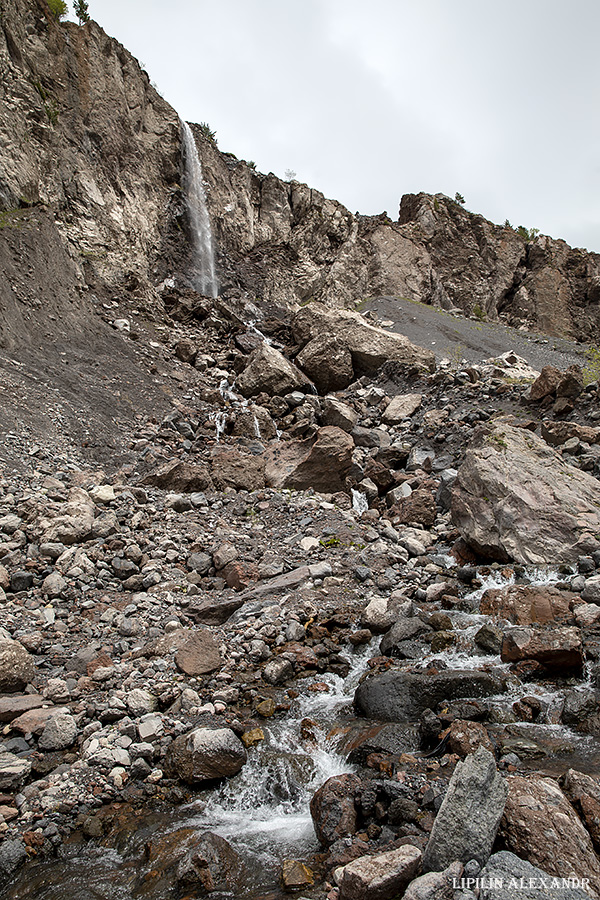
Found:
77,1 -> 600,253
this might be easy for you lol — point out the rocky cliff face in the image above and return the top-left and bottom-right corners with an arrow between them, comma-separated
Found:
1,0 -> 599,349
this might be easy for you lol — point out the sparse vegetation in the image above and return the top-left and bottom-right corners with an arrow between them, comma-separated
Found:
454,192 -> 466,205
74,0 -> 90,23
516,225 -> 540,242
472,302 -> 486,321
198,123 -> 217,144
47,0 -> 68,20
284,169 -> 297,181
582,344 -> 600,386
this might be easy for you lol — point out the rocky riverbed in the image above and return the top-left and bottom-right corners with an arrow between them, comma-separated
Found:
2,294 -> 600,898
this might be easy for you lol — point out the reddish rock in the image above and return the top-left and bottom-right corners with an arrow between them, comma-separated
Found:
10,706 -> 55,736
174,631 -> 222,677
221,561 -> 259,591
500,774 -> 600,897
141,461 -> 214,493
390,488 -> 437,527
86,652 -> 113,676
296,335 -> 354,392
442,720 -> 494,757
264,426 -> 354,493
310,773 -> 362,846
529,365 -> 562,401
541,421 -> 600,447
209,448 -> 265,492
556,364 -> 584,398
479,585 -> 575,626
0,694 -> 46,723
501,625 -> 583,672
562,769 -> 600,853
337,845 -> 422,900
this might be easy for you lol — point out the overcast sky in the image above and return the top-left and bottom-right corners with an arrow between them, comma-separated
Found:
78,1 -> 600,253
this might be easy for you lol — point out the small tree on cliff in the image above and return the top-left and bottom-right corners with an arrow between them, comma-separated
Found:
74,0 -> 90,23
47,0 -> 68,20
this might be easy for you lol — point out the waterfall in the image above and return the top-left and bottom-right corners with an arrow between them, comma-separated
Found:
180,120 -> 218,298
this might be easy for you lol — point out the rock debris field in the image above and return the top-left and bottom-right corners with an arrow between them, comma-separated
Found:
2,296 -> 600,899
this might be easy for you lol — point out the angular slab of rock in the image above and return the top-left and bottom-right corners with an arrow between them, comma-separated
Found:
382,393 -> 423,424
264,426 -> 354,492
529,365 -> 562,400
355,669 -> 506,723
402,861 -> 462,900
452,422 -> 600,564
423,746 -> 508,871
166,726 -> 247,784
187,596 -> 246,626
292,303 -> 435,375
238,562 -> 333,605
10,706 -> 56,736
321,397 -> 358,433
140,461 -> 214,493
296,334 -> 354,392
0,639 -> 35,693
0,694 -> 46,723
499,775 -> 600,898
338,845 -> 422,900
501,625 -> 583,671
175,631 -> 222,676
480,584 -> 575,625
209,448 -> 265,492
542,421 -> 600,447
37,487 -> 95,545
0,750 -> 32,792
562,769 -> 600,853
236,343 -> 311,397
479,851 -> 594,900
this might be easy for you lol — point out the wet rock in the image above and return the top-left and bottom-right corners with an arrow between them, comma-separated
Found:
38,709 -> 78,750
479,584 -> 575,625
237,343 -> 311,397
574,603 -> 600,628
166,726 -> 247,784
281,858 -> 314,890
0,638 -> 35,693
478,851 -> 594,900
0,839 -> 27,885
423,746 -> 508,872
500,775 -> 600,897
264,426 -> 354,493
310,773 -> 362,846
442,720 -> 494,757
146,828 -> 243,894
452,423 -> 600,564
355,669 -> 506,723
337,844 -> 422,900
379,617 -> 432,657
501,625 -> 583,672
474,623 -> 503,654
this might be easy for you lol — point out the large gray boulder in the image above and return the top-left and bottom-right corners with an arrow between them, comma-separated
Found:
422,746 -> 508,872
479,851 -> 594,900
165,726 -> 247,784
236,343 -> 311,397
292,303 -> 436,375
452,422 -> 600,564
355,669 -> 506,723
0,638 -> 34,693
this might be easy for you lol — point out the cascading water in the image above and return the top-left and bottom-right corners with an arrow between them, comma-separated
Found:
180,120 -> 218,298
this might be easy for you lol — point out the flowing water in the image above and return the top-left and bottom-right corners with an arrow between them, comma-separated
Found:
180,120 -> 218,298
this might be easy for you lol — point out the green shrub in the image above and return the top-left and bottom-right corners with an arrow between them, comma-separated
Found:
583,345 -> 600,386
198,122 -> 217,144
47,0 -> 68,20
74,0 -> 90,23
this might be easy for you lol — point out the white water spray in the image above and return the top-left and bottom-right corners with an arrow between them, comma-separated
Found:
180,120 -> 218,298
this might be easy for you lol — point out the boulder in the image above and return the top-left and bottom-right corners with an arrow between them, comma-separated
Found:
296,334 -> 354,392
38,487 -> 95,545
562,769 -> 600,853
0,694 -> 45,723
144,628 -> 221,677
145,828 -> 243,894
264,426 -> 354,492
382,393 -> 423,424
309,773 -> 362,846
236,343 -> 311,397
501,625 -> 583,672
321,397 -> 359,432
0,750 -> 32,791
209,447 -> 265,492
479,851 -> 594,900
422,746 -> 508,872
500,775 -> 600,897
402,861 -> 463,900
38,709 -> 78,750
166,726 -> 246,784
451,423 -> 600,564
0,638 -> 34,693
355,669 -> 506,723
529,365 -> 562,400
479,584 -> 575,625
292,303 -> 435,375
140,461 -> 214,493
337,844 -> 422,900
379,617 -> 432,657
542,421 -> 600,447
442,719 -> 494,757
